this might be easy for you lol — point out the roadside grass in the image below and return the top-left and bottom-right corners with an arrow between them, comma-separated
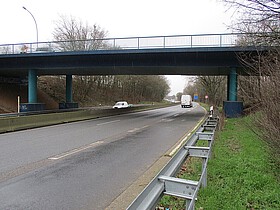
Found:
158,116 -> 280,210
198,102 -> 210,112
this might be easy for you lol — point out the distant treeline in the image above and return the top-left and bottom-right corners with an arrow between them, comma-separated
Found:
38,75 -> 170,106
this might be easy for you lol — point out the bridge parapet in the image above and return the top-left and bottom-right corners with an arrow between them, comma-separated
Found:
0,33 -> 245,55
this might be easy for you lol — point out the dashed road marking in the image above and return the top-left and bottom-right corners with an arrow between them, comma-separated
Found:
127,125 -> 149,133
97,120 -> 120,126
160,118 -> 174,122
48,141 -> 104,160
127,128 -> 140,133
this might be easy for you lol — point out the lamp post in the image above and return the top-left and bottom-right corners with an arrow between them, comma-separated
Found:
23,6 -> 38,48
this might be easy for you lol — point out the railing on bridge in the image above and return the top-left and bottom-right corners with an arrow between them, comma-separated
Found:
0,33 -> 243,55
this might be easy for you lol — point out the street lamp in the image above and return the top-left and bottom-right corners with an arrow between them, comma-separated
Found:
23,6 -> 38,48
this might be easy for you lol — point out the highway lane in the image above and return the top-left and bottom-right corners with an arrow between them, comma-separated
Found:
0,104 -> 205,210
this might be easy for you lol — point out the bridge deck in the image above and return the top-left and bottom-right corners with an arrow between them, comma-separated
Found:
0,46 -> 266,77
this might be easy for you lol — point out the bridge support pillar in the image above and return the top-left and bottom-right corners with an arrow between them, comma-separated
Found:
227,67 -> 237,101
224,67 -> 243,118
20,69 -> 45,112
28,69 -> 37,103
66,74 -> 73,103
59,74 -> 78,109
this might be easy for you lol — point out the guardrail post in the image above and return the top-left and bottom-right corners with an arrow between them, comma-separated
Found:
185,146 -> 210,189
202,158 -> 207,188
158,175 -> 198,210
186,200 -> 194,210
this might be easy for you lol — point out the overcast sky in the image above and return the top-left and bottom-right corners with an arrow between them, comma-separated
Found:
0,0 -> 234,95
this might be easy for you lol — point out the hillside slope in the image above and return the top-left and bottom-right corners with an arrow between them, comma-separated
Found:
0,84 -> 58,113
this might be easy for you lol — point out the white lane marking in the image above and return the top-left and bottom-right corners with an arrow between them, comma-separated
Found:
97,120 -> 120,126
48,141 -> 104,160
160,118 -> 174,122
173,114 -> 179,117
127,125 -> 149,133
127,128 -> 140,133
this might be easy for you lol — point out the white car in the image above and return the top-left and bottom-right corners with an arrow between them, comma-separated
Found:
113,101 -> 130,109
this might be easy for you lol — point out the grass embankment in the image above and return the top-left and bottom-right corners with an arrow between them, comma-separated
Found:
198,102 -> 210,112
158,116 -> 280,209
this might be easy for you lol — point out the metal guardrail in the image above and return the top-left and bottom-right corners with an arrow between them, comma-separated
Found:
127,115 -> 219,210
0,104 -> 155,118
0,33 -> 243,55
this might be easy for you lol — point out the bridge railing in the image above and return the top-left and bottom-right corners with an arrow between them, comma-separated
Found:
0,33 -> 243,55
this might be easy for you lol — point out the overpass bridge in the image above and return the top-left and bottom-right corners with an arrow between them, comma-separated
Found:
0,33 -> 269,112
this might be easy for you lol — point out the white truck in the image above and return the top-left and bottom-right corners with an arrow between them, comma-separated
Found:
181,94 -> 193,108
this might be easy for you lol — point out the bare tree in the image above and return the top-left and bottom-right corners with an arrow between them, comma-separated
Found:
176,92 -> 183,101
184,76 -> 226,106
239,49 -> 280,159
49,15 -> 109,104
183,77 -> 199,97
53,15 -> 108,51
224,0 -> 280,27
223,0 -> 280,161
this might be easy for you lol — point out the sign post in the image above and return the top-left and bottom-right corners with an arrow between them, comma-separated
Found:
17,96 -> 20,114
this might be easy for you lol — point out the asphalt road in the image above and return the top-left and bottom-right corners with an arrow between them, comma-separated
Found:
0,104 -> 205,210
